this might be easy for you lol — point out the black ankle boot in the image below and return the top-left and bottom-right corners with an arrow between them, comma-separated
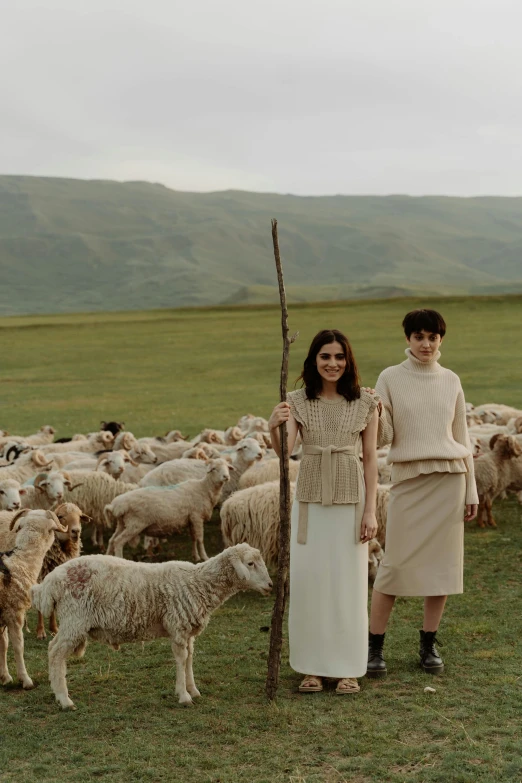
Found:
419,630 -> 444,674
366,632 -> 387,678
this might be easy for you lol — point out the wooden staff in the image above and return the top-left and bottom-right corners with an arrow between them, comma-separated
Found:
266,218 -> 298,701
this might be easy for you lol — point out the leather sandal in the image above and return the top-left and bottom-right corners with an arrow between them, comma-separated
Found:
335,678 -> 360,694
298,675 -> 323,692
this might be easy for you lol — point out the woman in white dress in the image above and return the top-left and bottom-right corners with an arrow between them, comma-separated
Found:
269,329 -> 380,694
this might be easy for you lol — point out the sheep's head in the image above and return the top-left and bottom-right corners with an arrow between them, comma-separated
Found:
100,421 -> 125,436
129,443 -> 157,464
182,446 -> 209,461
206,458 -> 232,485
31,470 -> 69,502
199,429 -> 225,445
114,432 -> 136,451
40,425 -> 56,436
164,430 -> 187,443
224,426 -> 243,445
0,479 -> 22,511
228,544 -> 272,596
61,471 -> 83,492
491,434 -> 522,459
53,503 -> 87,543
235,438 -> 264,464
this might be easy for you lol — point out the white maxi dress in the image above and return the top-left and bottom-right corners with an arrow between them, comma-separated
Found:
287,391 -> 377,679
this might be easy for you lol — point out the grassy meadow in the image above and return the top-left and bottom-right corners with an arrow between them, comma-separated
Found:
0,295 -> 521,783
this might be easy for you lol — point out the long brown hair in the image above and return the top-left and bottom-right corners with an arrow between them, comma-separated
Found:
296,329 -> 361,401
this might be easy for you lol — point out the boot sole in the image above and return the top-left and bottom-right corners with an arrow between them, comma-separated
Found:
422,663 -> 444,675
366,669 -> 387,679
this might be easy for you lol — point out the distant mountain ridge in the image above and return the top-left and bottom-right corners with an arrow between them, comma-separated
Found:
1,175 -> 522,315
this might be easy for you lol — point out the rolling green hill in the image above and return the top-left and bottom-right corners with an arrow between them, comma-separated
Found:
1,175 -> 522,314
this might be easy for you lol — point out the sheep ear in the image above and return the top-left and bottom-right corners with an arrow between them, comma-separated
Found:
80,513 -> 91,524
232,554 -> 250,582
96,459 -> 109,471
10,509 -> 29,530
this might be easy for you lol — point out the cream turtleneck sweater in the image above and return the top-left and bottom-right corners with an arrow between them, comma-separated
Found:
376,348 -> 479,505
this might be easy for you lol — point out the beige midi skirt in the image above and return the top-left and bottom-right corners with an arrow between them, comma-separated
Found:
373,472 -> 466,597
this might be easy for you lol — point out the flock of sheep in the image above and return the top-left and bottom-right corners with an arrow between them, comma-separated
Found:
0,399 -> 520,710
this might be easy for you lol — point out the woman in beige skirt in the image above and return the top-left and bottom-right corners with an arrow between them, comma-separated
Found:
367,309 -> 478,676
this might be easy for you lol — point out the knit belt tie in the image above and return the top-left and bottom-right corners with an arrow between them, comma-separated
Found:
298,445 -> 360,545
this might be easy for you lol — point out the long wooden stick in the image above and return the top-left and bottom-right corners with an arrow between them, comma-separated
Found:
266,218 -> 297,701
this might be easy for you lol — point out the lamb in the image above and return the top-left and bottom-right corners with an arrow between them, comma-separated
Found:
238,457 -> 300,489
39,431 -> 114,455
0,509 -> 68,689
220,480 -> 385,581
61,471 -> 138,547
0,480 -> 22,512
113,431 -> 138,451
35,503 -> 86,640
0,450 -> 54,484
31,543 -> 272,710
473,434 -> 522,527
106,459 -> 231,561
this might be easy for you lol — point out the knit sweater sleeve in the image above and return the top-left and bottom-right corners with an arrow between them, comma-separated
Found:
452,387 -> 479,505
375,372 -> 394,448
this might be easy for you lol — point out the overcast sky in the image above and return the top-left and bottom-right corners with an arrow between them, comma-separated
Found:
2,0 -> 522,195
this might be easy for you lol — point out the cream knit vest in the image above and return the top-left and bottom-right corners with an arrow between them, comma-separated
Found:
376,348 -> 479,505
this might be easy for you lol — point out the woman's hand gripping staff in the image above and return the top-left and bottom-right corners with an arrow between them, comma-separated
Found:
269,402 -> 299,459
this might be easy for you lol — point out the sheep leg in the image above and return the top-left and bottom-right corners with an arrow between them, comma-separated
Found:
49,611 -> 58,635
90,526 -> 99,547
485,496 -> 496,528
170,639 -> 192,706
185,637 -> 200,699
48,633 -> 82,710
189,517 -> 209,563
97,527 -> 105,549
8,616 -> 34,689
0,626 -> 13,685
36,612 -> 47,640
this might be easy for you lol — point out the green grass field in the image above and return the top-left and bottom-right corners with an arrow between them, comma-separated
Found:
0,296 -> 521,783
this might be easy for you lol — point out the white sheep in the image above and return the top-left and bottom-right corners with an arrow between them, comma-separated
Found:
19,471 -> 76,510
0,509 -> 67,689
238,456 -> 300,489
106,459 -> 231,561
140,439 -> 263,500
474,434 -> 522,527
0,480 -> 22,512
35,503 -> 86,640
24,426 -> 57,446
39,431 -> 114,455
61,471 -> 138,548
0,450 -> 54,484
31,543 -> 272,710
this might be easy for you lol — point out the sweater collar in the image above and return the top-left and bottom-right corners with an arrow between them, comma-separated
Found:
402,347 -> 442,373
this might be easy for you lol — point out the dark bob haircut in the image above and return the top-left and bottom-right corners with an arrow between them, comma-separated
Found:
297,329 -> 360,402
402,309 -> 446,338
